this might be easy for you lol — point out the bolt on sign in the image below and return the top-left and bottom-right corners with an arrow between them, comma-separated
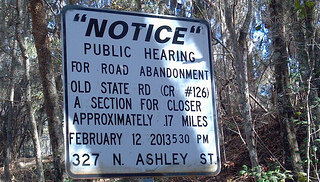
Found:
62,5 -> 220,178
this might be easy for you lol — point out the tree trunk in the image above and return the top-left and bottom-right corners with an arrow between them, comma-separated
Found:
5,41 -> 17,182
223,0 -> 259,170
269,0 -> 303,172
15,1 -> 45,180
28,0 -> 64,180
136,0 -> 142,12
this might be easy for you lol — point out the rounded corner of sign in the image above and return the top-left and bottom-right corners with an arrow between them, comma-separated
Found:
199,20 -> 210,30
213,165 -> 222,176
211,160 -> 222,176
65,165 -> 80,179
61,5 -> 72,14
62,5 -> 82,15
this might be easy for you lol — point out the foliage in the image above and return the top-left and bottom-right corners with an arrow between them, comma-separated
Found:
294,0 -> 315,18
0,0 -> 319,181
239,165 -> 293,182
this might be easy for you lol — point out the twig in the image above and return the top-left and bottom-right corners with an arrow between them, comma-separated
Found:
310,128 -> 320,135
249,93 -> 277,121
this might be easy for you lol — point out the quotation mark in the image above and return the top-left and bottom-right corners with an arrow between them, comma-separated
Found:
190,26 -> 201,34
74,14 -> 87,22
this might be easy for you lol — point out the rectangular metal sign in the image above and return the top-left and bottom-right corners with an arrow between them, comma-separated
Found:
62,5 -> 220,178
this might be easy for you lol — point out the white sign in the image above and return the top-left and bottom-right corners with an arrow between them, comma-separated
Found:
62,5 -> 220,178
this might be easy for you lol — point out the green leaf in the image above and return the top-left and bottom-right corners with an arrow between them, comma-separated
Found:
305,1 -> 314,8
277,173 -> 286,179
297,120 -> 308,125
262,173 -> 269,178
256,172 -> 262,177
242,165 -> 248,171
293,119 -> 299,123
295,0 -> 302,10
270,176 -> 278,181
295,150 -> 302,154
299,9 -> 306,19
314,158 -> 319,164
239,170 -> 247,175
255,25 -> 262,31
267,171 -> 274,175
312,145 -> 317,152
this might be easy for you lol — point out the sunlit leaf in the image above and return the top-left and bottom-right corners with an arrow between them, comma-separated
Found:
312,146 -> 317,152
294,0 -> 302,10
239,170 -> 247,175
305,1 -> 314,8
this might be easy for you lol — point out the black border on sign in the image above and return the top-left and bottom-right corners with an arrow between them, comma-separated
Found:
62,5 -> 220,179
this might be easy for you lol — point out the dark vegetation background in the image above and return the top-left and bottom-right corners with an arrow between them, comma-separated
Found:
0,0 -> 319,181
